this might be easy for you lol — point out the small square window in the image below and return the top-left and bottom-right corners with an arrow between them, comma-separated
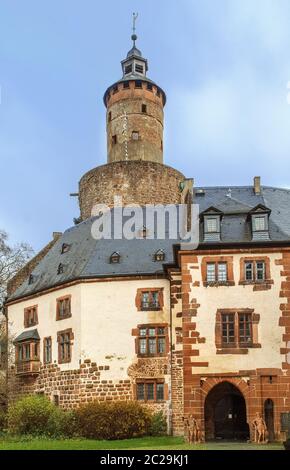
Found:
132,131 -> 139,140
123,82 -> 130,89
254,216 -> 266,231
148,328 -> 156,337
135,80 -> 142,89
139,328 -> 147,337
142,104 -> 147,113
147,83 -> 153,91
206,218 -> 218,233
112,135 -> 117,145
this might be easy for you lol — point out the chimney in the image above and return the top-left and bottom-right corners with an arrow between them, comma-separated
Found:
254,176 -> 261,195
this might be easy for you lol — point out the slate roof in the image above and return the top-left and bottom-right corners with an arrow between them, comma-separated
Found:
8,185 -> 290,302
14,329 -> 40,343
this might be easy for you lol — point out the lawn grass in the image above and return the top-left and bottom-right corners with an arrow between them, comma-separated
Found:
0,435 -> 284,450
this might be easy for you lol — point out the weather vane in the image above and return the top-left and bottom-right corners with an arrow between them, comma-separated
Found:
132,12 -> 138,46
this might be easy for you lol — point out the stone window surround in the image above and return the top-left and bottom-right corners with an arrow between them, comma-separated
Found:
24,304 -> 38,328
56,295 -> 72,321
16,340 -> 40,363
43,336 -> 52,364
135,288 -> 164,311
132,323 -> 169,358
134,379 -> 167,402
57,328 -> 74,364
201,256 -> 235,287
215,308 -> 261,354
239,256 -> 273,287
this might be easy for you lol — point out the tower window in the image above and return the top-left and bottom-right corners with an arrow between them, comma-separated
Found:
112,85 -> 118,94
142,104 -> 147,113
110,252 -> 120,264
161,140 -> 163,151
112,135 -> 117,145
147,83 -> 153,91
156,88 -> 161,97
135,64 -> 144,74
154,250 -> 165,262
125,64 -> 133,75
135,80 -> 142,89
61,243 -> 70,254
108,112 -> 112,122
123,82 -> 130,89
132,131 -> 139,141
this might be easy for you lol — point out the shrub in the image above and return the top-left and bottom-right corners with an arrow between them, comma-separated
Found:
75,400 -> 151,440
8,395 -> 76,437
148,411 -> 167,436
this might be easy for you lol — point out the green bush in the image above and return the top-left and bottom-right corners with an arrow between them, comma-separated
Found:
75,400 -> 152,440
148,411 -> 167,436
8,395 -> 76,437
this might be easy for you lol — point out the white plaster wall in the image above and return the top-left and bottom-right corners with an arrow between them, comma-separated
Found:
7,279 -> 171,378
8,284 -> 82,370
187,252 -> 283,374
80,279 -> 170,381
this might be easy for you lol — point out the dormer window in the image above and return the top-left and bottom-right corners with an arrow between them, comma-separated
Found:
61,243 -> 70,254
253,216 -> 267,231
154,250 -> 165,262
57,263 -> 64,275
249,205 -> 271,241
201,207 -> 223,242
206,218 -> 219,233
110,252 -> 120,264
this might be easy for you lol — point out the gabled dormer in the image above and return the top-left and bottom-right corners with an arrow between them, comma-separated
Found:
200,207 -> 223,242
248,204 -> 271,241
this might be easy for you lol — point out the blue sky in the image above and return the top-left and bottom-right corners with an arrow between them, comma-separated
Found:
1,0 -> 290,251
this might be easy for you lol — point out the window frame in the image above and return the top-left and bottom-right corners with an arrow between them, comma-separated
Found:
57,329 -> 73,364
56,296 -> 72,321
43,337 -> 52,364
137,326 -> 167,357
135,288 -> 164,312
215,309 -> 259,353
244,260 -> 266,282
136,380 -> 165,402
206,262 -> 228,283
24,305 -> 38,328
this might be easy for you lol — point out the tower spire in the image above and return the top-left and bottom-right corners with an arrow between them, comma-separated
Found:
131,12 -> 138,47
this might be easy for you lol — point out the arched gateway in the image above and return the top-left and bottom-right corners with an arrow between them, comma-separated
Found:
204,382 -> 250,441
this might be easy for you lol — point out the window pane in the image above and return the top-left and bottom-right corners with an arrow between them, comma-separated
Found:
218,263 -> 227,282
137,383 -> 145,400
141,292 -> 150,308
148,338 -> 156,354
146,383 -> 154,400
207,263 -> 216,282
206,218 -> 218,233
151,292 -> 159,308
239,314 -> 252,343
222,314 -> 235,344
148,328 -> 155,337
157,327 -> 165,335
156,383 -> 164,401
254,217 -> 266,231
256,261 -> 265,281
158,337 -> 166,354
139,339 -> 147,354
139,328 -> 146,337
245,262 -> 254,281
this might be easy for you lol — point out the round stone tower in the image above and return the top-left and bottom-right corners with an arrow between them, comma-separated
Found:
104,42 -> 166,164
78,29 -> 189,220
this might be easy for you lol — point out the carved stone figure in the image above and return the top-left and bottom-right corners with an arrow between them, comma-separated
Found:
251,413 -> 268,443
183,415 -> 203,444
